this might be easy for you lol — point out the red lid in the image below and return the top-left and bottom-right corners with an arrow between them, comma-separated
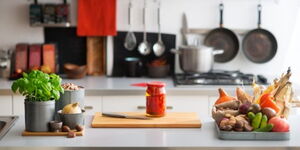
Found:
147,81 -> 166,87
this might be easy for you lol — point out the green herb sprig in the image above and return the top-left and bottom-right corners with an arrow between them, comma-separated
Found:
11,70 -> 64,101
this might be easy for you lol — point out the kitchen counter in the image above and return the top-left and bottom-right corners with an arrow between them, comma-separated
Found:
0,76 -> 264,96
0,115 -> 300,149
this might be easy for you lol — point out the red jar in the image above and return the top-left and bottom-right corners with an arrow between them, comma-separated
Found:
146,82 -> 166,117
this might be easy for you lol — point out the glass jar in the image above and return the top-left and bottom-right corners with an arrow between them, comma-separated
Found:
146,81 -> 166,117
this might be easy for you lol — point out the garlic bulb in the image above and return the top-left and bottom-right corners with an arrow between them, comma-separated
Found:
61,83 -> 80,90
62,102 -> 82,114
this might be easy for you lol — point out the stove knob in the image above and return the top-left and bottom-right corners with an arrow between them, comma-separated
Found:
257,75 -> 268,84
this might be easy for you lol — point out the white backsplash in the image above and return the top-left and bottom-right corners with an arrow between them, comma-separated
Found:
0,0 -> 300,83
116,0 -> 300,84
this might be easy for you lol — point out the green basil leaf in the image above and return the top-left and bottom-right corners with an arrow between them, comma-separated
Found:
11,82 -> 18,93
11,70 -> 62,102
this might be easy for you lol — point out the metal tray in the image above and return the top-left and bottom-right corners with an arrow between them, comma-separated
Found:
215,123 -> 290,140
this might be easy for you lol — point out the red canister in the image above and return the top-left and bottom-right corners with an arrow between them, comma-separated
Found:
146,82 -> 166,117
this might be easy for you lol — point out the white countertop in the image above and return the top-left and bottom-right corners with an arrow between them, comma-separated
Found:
0,115 -> 300,148
1,76 -> 299,97
0,76 -> 255,96
1,77 -> 300,149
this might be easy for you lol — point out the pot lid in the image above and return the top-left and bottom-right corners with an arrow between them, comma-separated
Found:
179,45 -> 214,50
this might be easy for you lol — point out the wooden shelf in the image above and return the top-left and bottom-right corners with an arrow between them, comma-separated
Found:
30,22 -> 71,27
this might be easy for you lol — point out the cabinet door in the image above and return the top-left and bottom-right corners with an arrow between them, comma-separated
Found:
102,96 -> 145,112
208,96 -> 219,118
12,95 -> 25,115
167,96 -> 209,120
84,96 -> 102,115
0,96 -> 12,115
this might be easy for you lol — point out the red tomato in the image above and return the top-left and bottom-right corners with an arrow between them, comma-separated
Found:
260,94 -> 280,113
260,99 -> 280,113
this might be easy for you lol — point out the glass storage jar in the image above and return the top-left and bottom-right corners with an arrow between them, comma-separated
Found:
146,81 -> 166,117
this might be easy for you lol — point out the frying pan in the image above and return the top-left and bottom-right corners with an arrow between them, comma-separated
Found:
242,4 -> 277,63
204,3 -> 239,63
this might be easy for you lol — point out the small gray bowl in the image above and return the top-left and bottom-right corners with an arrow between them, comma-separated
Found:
147,64 -> 170,78
57,110 -> 85,129
55,86 -> 85,112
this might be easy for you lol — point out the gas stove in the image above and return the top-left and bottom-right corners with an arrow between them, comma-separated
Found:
173,70 -> 268,86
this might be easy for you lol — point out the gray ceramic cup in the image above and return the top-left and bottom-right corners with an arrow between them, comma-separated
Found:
49,121 -> 63,132
55,86 -> 85,112
58,110 -> 85,129
25,100 -> 55,132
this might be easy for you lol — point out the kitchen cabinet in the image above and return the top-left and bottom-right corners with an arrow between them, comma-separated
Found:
102,95 -> 209,120
102,96 -> 145,112
167,96 -> 209,120
13,95 -> 102,115
84,96 -> 102,115
0,96 -> 12,115
8,94 -> 215,118
208,96 -> 219,117
12,95 -> 24,115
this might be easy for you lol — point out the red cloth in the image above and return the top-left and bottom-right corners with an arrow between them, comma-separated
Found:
77,0 -> 117,36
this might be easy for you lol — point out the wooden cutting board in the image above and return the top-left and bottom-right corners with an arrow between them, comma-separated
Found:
91,112 -> 201,128
15,44 -> 28,72
22,130 -> 84,136
42,44 -> 56,73
87,37 -> 106,76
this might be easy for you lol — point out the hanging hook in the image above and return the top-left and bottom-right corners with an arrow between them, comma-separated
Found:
144,0 -> 147,8
129,0 -> 132,8
258,3 -> 262,11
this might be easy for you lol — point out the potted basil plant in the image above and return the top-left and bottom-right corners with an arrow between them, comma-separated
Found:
11,70 -> 64,132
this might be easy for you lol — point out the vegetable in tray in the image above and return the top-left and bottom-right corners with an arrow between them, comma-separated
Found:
212,68 -> 294,133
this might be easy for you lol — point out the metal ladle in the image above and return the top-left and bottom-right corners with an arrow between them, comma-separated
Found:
124,0 -> 137,51
153,2 -> 165,57
138,0 -> 151,56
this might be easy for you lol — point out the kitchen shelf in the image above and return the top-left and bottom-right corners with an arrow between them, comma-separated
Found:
220,0 -> 280,4
30,22 -> 71,27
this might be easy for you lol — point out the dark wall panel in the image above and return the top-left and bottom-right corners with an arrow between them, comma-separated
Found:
112,31 -> 176,77
44,27 -> 86,73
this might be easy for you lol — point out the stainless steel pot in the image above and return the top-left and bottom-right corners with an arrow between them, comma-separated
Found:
172,46 -> 223,73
